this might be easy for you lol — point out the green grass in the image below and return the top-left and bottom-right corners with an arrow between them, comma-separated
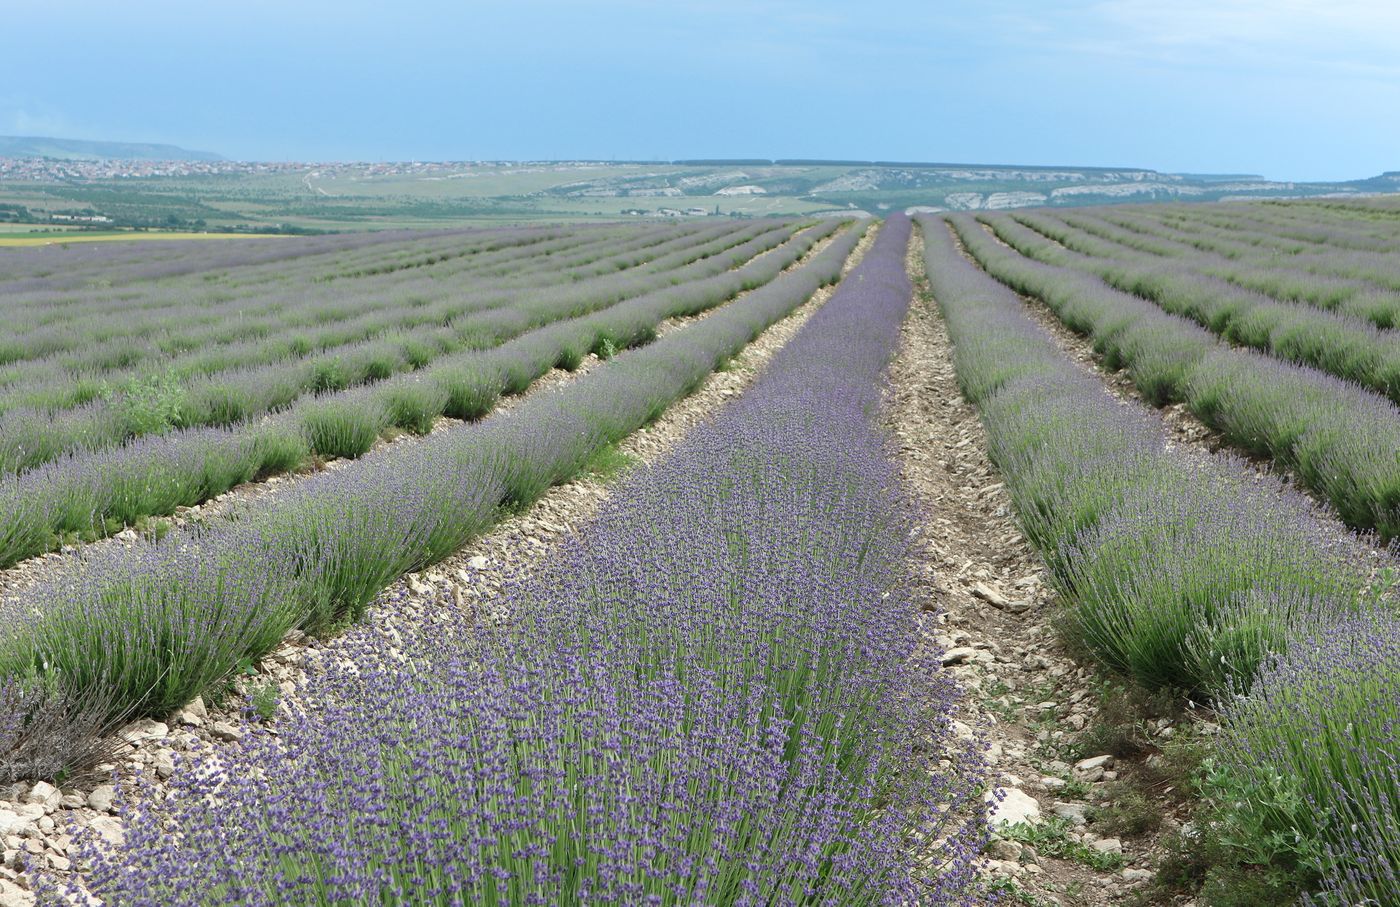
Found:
999,818 -> 1127,872
582,443 -> 639,481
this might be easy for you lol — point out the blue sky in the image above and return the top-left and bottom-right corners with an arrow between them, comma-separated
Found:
5,0 -> 1399,180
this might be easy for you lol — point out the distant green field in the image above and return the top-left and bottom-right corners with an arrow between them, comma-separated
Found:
0,223 -> 79,234
0,230 -> 271,247
1,160 -> 1395,234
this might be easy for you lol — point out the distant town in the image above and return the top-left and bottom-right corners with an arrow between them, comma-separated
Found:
0,157 -> 492,181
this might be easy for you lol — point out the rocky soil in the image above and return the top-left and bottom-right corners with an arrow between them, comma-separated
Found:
891,232 -> 1189,906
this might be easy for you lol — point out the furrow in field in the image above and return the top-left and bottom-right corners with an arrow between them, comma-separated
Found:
893,217 -> 1170,905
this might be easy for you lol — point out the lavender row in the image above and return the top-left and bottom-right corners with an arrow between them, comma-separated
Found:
0,226 -> 566,349
0,227 -> 484,296
1,220 -> 740,362
0,221 -> 766,429
0,220 -> 800,474
0,222 -> 850,570
0,226 -> 606,408
1215,612 -> 1400,904
0,221 -> 733,436
0,218 -> 863,785
1086,206 -> 1400,321
950,214 -> 1400,541
1036,207 -> 1400,331
919,215 -> 1385,694
924,213 -> 1400,901
1041,207 -> 1400,327
52,213 -> 987,906
1021,209 -> 1400,328
983,212 -> 1400,403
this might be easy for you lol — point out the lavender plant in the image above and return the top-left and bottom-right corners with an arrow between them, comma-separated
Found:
1215,611 -> 1400,904
0,221 -> 849,570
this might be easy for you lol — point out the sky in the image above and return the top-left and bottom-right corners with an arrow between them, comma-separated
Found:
4,0 -> 1399,181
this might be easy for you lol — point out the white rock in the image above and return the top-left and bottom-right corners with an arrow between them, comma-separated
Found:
88,816 -> 125,846
120,719 -> 168,745
466,555 -> 488,570
21,783 -> 57,807
973,583 -> 1030,613
87,785 -> 118,814
986,787 -> 1040,827
986,839 -> 1023,861
176,696 -> 208,726
0,878 -> 32,907
1090,837 -> 1123,855
0,814 -> 28,838
1075,754 -> 1114,772
942,647 -> 977,666
1050,801 -> 1088,825
210,722 -> 243,742
1122,867 -> 1153,883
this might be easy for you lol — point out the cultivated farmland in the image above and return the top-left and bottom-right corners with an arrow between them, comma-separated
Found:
0,200 -> 1397,906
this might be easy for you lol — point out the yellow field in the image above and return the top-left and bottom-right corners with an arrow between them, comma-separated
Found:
0,231 -> 277,247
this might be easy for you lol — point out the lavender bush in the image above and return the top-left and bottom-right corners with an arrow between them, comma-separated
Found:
1216,611 -> 1400,904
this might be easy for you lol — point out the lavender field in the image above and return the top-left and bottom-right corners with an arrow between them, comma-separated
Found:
0,200 -> 1396,906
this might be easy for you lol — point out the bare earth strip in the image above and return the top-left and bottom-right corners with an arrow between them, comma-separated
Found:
0,224 -> 878,904
892,232 -> 1170,905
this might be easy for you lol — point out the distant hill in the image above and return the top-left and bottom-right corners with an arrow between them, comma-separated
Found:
0,136 -> 222,162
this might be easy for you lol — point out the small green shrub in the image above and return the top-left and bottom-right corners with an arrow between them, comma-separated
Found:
245,680 -> 280,723
301,400 -> 388,459
378,383 -> 449,435
310,358 -> 349,392
101,370 -> 186,438
436,367 -> 502,421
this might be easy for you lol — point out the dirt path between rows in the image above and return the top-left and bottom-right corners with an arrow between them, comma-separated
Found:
891,226 -> 1176,906
0,225 -> 880,906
